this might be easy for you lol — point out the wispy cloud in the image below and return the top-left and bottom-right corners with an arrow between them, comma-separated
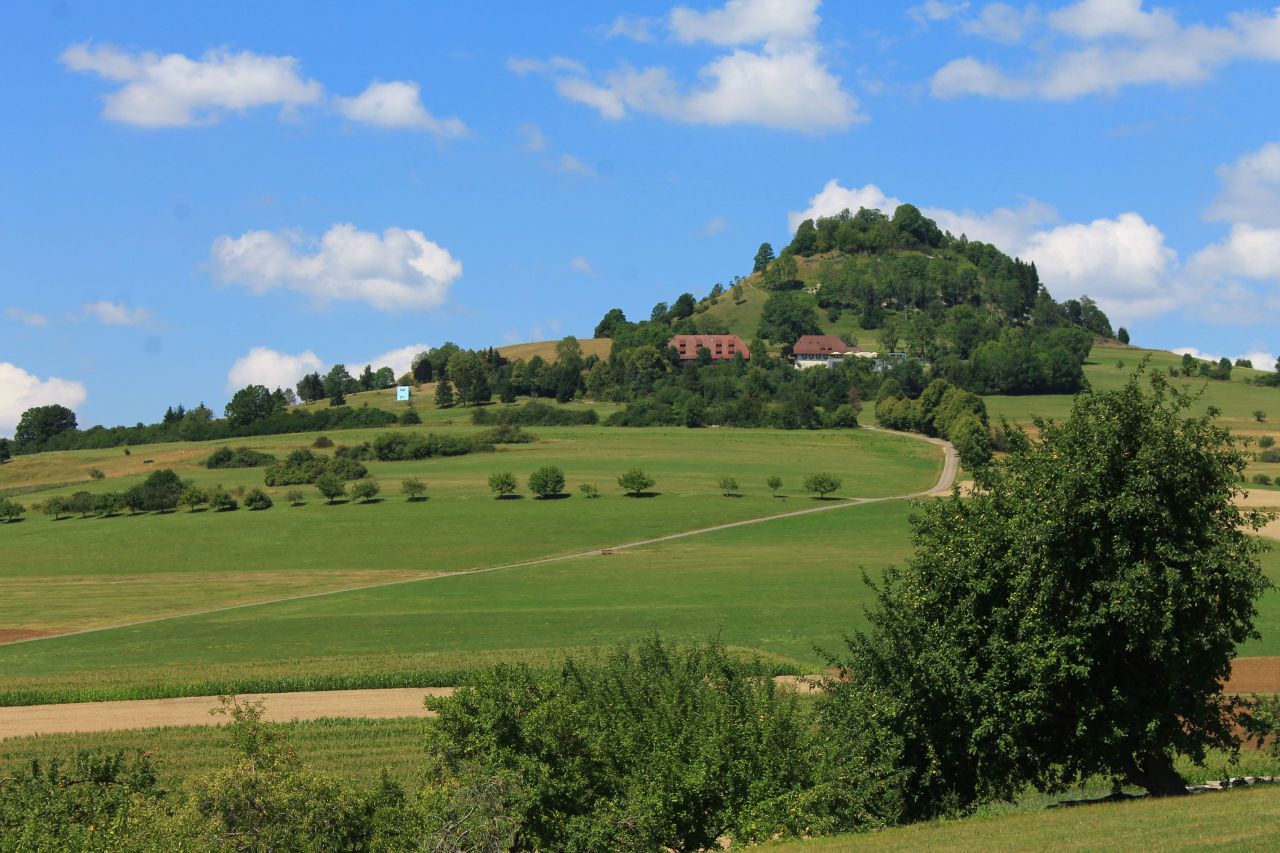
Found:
5,307 -> 48,328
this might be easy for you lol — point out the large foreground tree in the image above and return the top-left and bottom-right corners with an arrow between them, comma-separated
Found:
833,369 -> 1273,818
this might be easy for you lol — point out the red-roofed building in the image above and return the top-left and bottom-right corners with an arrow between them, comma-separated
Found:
668,334 -> 750,362
792,335 -> 863,369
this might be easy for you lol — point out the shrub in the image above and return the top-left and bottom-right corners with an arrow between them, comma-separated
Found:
88,467 -> 106,480
1259,436 -> 1276,449
471,400 -> 598,427
767,475 -> 783,496
244,488 -> 273,510
528,466 -> 566,499
264,449 -> 367,486
950,415 -> 994,471
718,475 -> 739,496
0,499 -> 25,522
372,432 -> 487,461
207,487 -> 238,512
285,489 -> 305,505
1253,474 -> 1273,486
1261,448 -> 1280,464
803,472 -> 842,499
92,492 -> 120,517
401,477 -> 428,501
315,473 -> 346,504
488,471 -> 518,498
399,408 -> 422,425
312,435 -> 334,448
335,442 -> 375,461
474,424 -> 536,444
618,468 -> 655,496
352,478 -> 381,503
180,483 -> 207,512
206,445 -> 277,469
579,483 -> 600,499
424,636 -> 833,851
67,490 -> 95,517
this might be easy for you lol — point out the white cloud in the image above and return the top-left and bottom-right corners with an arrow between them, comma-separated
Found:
1206,142 -> 1280,229
225,346 -> 324,393
557,153 -> 596,175
1172,347 -> 1276,370
669,0 -> 820,45
1190,224 -> 1280,284
607,15 -> 658,41
910,1 -> 970,25
570,256 -> 598,276
6,308 -> 48,328
787,180 -> 903,234
60,42 -> 322,127
701,214 -> 728,235
520,122 -> 547,151
353,343 -> 430,378
519,0 -> 860,132
932,3 -> 1280,100
0,363 -> 87,436
82,301 -> 153,327
335,80 -> 466,138
209,223 -> 462,312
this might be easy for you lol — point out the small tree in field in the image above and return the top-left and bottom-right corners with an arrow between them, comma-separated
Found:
401,477 -> 427,501
181,483 -> 207,512
1254,410 -> 1267,423
351,478 -> 381,503
0,499 -> 25,522
208,487 -> 238,512
44,495 -> 67,520
766,475 -> 783,497
285,489 -> 305,506
802,473 -> 841,499
435,379 -> 455,409
579,483 -> 600,499
488,471 -> 518,499
830,369 -> 1274,815
618,468 -> 655,497
528,466 -> 566,499
244,488 -> 273,510
717,475 -> 739,496
315,472 -> 346,504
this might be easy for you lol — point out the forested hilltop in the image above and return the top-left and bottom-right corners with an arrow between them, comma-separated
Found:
4,202 -> 1167,458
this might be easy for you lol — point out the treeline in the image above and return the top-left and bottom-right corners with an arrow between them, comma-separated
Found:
875,377 -> 995,470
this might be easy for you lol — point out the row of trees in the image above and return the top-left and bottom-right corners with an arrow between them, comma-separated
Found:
875,377 -> 994,470
294,362 -> 398,405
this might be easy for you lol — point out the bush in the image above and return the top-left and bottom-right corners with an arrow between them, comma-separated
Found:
1253,474 -> 1273,486
471,400 -> 598,427
335,441 -> 375,461
950,415 -> 994,471
92,492 -> 120,517
718,475 -> 739,496
1254,410 -> 1266,423
528,466 -> 566,499
206,445 -> 277,469
1259,436 -> 1276,449
312,435 -> 334,448
618,468 -> 655,497
401,477 -> 427,501
244,488 -> 273,510
285,489 -> 305,505
352,478 -> 382,503
88,467 -> 106,480
473,424 -> 536,444
207,487 -> 238,512
372,432 -> 488,462
803,472 -> 842,498
1261,448 -> 1280,463
488,471 -> 519,498
264,449 -> 367,486
579,483 -> 600,499
767,475 -> 783,496
399,408 -> 422,425
424,636 -> 835,850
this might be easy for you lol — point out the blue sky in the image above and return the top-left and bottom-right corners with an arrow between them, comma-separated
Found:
3,0 -> 1280,434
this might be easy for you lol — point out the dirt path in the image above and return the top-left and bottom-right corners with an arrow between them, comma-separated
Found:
1,429 -> 957,649
0,688 -> 455,740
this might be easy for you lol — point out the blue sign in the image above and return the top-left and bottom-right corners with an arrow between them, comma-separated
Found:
396,386 -> 410,401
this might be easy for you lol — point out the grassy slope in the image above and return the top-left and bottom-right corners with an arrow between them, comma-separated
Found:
497,337 -> 612,363
766,785 -> 1280,852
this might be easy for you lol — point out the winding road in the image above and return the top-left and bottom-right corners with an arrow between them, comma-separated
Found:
0,429 -> 958,739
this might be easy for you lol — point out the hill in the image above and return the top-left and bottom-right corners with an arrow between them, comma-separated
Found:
498,337 -> 611,363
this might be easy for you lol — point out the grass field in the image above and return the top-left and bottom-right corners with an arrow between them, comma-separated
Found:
0,426 -> 939,635
497,337 -> 612,363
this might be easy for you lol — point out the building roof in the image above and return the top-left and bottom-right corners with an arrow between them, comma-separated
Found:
792,335 -> 861,356
668,334 -> 750,360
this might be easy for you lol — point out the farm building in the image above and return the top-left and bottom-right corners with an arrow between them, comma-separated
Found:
668,334 -> 751,362
791,335 -> 866,369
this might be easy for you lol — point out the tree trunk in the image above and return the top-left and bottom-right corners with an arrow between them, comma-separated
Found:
1125,750 -> 1188,796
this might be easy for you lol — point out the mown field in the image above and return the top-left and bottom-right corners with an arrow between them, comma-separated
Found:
0,425 -> 939,634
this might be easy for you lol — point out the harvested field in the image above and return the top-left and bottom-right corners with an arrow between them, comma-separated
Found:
1229,658 -> 1280,695
0,629 -> 53,643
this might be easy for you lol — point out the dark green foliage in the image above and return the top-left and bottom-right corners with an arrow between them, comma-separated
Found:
263,449 -> 368,486
836,370 -> 1274,814
594,307 -> 629,338
0,499 -> 26,522
315,473 -> 346,504
42,495 -> 67,519
949,414 -> 993,470
296,371 -> 326,403
758,291 -> 821,344
618,468 -> 655,496
207,487 -> 238,512
0,438 -> 10,463
803,472 -> 842,498
285,489 -> 305,506
717,474 -> 739,496
470,400 -> 597,427
244,488 -> 273,510
312,435 -> 334,448
411,351 -> 434,384
487,471 -> 518,498
767,475 -> 783,496
334,441 -> 374,461
224,384 -> 287,427
399,407 -> 421,425
401,478 -> 427,501
92,492 -> 120,517
1259,436 -> 1275,449
1117,326 -> 1130,344
87,467 -> 105,480
579,482 -> 600,499
371,432 -> 489,461
473,424 -> 535,444
351,478 -> 381,503
424,636 -> 858,850
434,378 -> 455,409
137,469 -> 182,511
1253,410 -> 1266,423
67,490 -> 94,517
14,404 -> 76,452
1253,474 -> 1273,485
753,242 -> 775,273
447,351 -> 493,407
1260,448 -> 1280,463
527,465 -> 566,498
205,445 -> 277,469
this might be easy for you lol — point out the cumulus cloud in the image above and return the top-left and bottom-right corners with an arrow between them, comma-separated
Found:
82,301 -> 153,327
59,42 -> 323,127
1206,142 -> 1280,229
225,346 -> 324,393
209,223 -> 462,311
6,307 -> 48,328
516,0 -> 861,132
931,2 -> 1280,100
335,80 -> 467,137
0,363 -> 88,436
353,343 -> 430,378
